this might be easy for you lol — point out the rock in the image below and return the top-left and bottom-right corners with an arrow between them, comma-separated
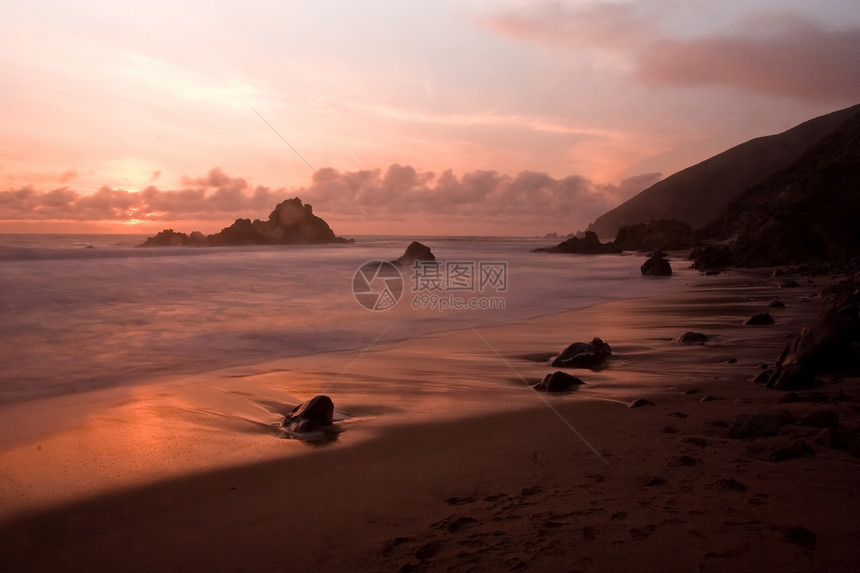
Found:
415,541 -> 443,561
139,228 -> 189,247
726,358 -> 737,363
754,370 -> 775,384
780,526 -> 817,548
779,280 -> 800,288
814,427 -> 840,448
678,332 -> 709,345
777,392 -> 799,403
534,371 -> 585,392
769,439 -> 814,462
640,252 -> 672,276
533,231 -> 622,254
776,287 -> 860,372
699,395 -> 718,402
768,364 -> 816,391
642,476 -> 666,487
799,410 -> 839,428
141,197 -> 353,247
768,300 -> 786,309
689,245 -> 733,271
716,478 -> 747,492
551,337 -> 612,368
282,395 -> 335,433
628,398 -> 655,408
393,241 -> 436,267
728,410 -> 795,438
745,313 -> 775,326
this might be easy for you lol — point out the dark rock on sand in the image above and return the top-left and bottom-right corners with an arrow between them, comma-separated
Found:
393,241 -> 436,267
799,410 -> 839,428
768,364 -> 817,391
769,439 -> 814,462
777,285 -> 860,373
678,332 -> 709,345
745,313 -> 775,326
282,395 -> 335,433
534,371 -> 585,392
728,410 -> 795,438
780,526 -> 817,548
628,398 -> 655,408
689,245 -> 733,271
640,252 -> 672,276
551,337 -> 612,368
768,300 -> 786,309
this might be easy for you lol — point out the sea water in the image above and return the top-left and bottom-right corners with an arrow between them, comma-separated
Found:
0,235 -> 678,406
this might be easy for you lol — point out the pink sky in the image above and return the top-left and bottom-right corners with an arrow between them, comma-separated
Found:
2,0 -> 859,237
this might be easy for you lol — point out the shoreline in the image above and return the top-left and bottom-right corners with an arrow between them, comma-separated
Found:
2,267 -> 859,570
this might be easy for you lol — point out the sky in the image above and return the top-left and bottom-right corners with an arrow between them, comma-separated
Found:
1,0 -> 859,237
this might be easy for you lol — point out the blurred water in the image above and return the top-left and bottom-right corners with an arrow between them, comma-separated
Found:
0,235 -> 681,405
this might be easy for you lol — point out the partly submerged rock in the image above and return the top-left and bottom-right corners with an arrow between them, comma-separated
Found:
551,337 -> 612,368
533,231 -> 622,254
282,395 -> 335,433
534,371 -> 585,392
640,252 -> 672,276
745,313 -> 775,326
628,398 -> 655,408
140,197 -> 353,247
678,332 -> 709,345
393,241 -> 436,267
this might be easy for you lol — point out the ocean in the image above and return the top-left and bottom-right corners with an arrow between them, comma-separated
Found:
0,234 -> 680,406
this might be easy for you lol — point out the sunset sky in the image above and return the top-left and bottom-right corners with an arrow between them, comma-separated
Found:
2,0 -> 859,236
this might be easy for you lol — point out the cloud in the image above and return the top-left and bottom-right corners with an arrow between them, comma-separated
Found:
0,166 -> 660,233
487,3 -> 860,103
636,20 -> 860,103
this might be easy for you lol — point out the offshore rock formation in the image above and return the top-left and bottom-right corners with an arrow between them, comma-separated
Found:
140,198 -> 353,247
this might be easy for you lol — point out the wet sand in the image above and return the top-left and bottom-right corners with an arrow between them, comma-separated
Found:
1,270 -> 859,571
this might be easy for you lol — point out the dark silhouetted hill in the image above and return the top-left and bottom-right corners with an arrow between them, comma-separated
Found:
700,108 -> 860,266
587,104 -> 860,240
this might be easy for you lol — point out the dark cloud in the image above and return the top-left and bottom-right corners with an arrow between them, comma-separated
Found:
0,166 -> 660,232
488,3 -> 860,103
636,22 -> 860,103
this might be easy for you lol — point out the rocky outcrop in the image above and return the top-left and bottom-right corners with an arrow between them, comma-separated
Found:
776,280 -> 860,372
282,395 -> 335,433
533,232 -> 621,254
640,252 -> 672,276
534,371 -> 585,392
140,198 -> 353,247
551,337 -> 612,368
393,241 -> 436,267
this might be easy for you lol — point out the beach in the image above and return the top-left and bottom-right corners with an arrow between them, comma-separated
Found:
2,264 -> 859,572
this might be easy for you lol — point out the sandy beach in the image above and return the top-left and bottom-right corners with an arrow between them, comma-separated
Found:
2,268 -> 859,572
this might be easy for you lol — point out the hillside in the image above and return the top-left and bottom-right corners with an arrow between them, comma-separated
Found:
700,107 -> 860,266
587,104 -> 860,239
